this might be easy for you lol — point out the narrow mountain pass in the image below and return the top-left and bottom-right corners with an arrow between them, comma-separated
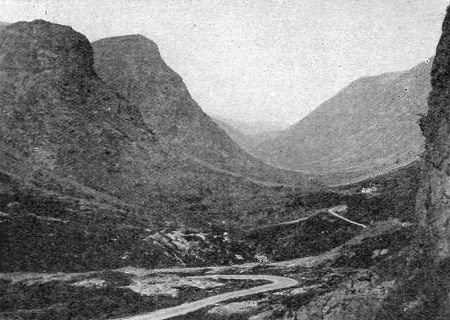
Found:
113,274 -> 299,320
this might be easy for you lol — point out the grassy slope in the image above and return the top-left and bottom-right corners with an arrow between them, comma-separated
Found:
256,60 -> 431,184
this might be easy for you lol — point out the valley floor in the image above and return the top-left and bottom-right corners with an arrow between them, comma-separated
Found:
0,215 -> 413,320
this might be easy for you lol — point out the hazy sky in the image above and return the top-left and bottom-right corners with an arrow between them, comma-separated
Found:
1,0 -> 449,125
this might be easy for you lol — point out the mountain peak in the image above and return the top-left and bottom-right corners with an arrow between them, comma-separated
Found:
93,34 -> 163,65
0,19 -> 94,76
96,34 -> 157,45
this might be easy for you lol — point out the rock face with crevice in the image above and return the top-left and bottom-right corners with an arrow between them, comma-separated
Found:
374,6 -> 450,320
408,5 -> 450,318
416,6 -> 450,262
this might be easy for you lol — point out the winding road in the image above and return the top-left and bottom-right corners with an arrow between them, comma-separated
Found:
113,205 -> 366,320
114,275 -> 299,320
252,204 -> 367,231
327,205 -> 367,228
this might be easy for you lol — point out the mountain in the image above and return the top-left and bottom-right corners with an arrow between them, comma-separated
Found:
0,20 -> 315,215
0,19 -> 172,271
255,60 -> 432,184
0,20 -> 176,208
91,35 -> 310,186
0,20 -> 324,271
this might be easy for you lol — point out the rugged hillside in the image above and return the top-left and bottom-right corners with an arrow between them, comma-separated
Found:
0,20 -> 326,272
256,60 -> 432,184
0,20 -> 317,219
0,20 -> 181,208
417,16 -> 450,266
92,35 -> 310,186
408,6 -> 450,318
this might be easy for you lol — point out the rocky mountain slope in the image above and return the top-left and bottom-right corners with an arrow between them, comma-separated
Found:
0,20 -> 323,272
0,20 -> 216,213
0,20 -> 317,219
255,59 -> 432,185
92,35 -> 309,186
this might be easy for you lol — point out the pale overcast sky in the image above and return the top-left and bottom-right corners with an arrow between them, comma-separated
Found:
1,0 -> 448,125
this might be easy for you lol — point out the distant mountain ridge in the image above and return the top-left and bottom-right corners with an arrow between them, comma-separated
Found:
92,35 -> 312,186
212,115 -> 284,154
212,115 -> 288,136
255,59 -> 432,184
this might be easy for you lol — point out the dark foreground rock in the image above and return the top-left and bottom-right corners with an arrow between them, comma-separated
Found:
374,5 -> 450,320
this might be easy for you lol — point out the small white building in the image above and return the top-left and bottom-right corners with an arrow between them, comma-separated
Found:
361,186 -> 378,194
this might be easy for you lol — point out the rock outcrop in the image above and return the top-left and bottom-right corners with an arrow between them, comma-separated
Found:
374,6 -> 450,320
295,272 -> 395,320
417,7 -> 450,263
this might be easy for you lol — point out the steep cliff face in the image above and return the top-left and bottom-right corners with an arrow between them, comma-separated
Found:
0,20 -> 174,206
374,6 -> 450,320
416,6 -> 450,262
